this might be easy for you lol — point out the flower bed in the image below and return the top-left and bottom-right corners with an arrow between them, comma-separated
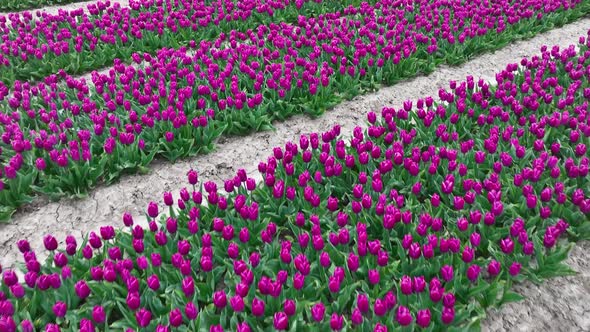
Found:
1,0 -> 589,222
0,0 -> 89,12
0,0 -> 359,85
0,32 -> 589,331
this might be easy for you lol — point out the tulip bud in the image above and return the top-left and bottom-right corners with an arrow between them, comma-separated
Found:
273,312 -> 288,330
396,306 -> 413,326
92,306 -> 105,324
213,291 -> 227,308
357,293 -> 369,313
416,309 -> 431,328
330,313 -> 344,331
311,302 -> 325,322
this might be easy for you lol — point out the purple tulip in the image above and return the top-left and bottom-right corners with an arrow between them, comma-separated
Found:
487,260 -> 501,276
440,265 -> 454,282
401,275 -> 412,295
499,237 -> 514,254
442,307 -> 455,324
351,308 -> 363,325
374,298 -> 387,316
92,306 -> 105,324
311,302 -> 326,322
43,235 -> 58,251
213,290 -> 227,308
416,309 -> 431,328
509,262 -> 522,276
462,246 -> 475,263
368,269 -> 380,285
230,295 -> 244,312
330,313 -> 344,331
185,302 -> 198,320
466,264 -> 481,282
413,276 -> 426,293
147,202 -> 159,218
169,308 -> 183,327
75,280 -> 91,299
52,301 -> 67,318
357,293 -> 369,313
396,306 -> 413,326
273,312 -> 288,330
126,292 -> 140,310
136,308 -> 152,328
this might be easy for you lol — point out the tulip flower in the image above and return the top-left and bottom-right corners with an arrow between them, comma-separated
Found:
330,313 -> 344,331
416,309 -> 432,328
273,312 -> 288,330
311,302 -> 325,322
396,306 -> 413,326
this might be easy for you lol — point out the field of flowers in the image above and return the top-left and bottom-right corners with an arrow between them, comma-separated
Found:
0,0 -> 589,331
1,0 -> 590,221
0,0 -> 88,12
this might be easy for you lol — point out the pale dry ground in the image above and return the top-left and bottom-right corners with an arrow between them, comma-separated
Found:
0,0 -> 130,16
0,9 -> 588,331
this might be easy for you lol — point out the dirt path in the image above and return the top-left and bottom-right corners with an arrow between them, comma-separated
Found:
0,14 -> 588,332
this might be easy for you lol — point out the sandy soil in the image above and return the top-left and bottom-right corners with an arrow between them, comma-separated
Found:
0,0 -> 130,16
0,12 -> 588,331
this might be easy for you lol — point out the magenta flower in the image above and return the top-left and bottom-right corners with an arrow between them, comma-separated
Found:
396,306 -> 413,326
147,202 -> 159,218
442,307 -> 455,324
273,312 -> 288,330
413,276 -> 426,293
374,298 -> 387,316
169,308 -> 183,327
251,298 -> 265,317
92,306 -> 105,324
357,294 -> 369,313
43,235 -> 58,251
136,308 -> 152,328
499,238 -> 514,254
416,309 -> 432,328
74,280 -> 91,299
330,313 -> 344,331
284,299 -> 296,316
400,275 -> 412,295
213,290 -> 227,308
466,264 -> 481,282
52,301 -> 67,318
185,302 -> 198,320
487,260 -> 501,277
230,295 -> 244,312
440,265 -> 454,282
311,302 -> 326,322
509,262 -> 522,276
347,252 -> 360,271
126,292 -> 140,310
373,323 -> 388,332
351,308 -> 363,325
462,246 -> 475,263
368,269 -> 380,285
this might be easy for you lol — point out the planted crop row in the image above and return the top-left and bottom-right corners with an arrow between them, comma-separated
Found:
0,0 -> 365,85
0,0 -> 89,12
1,33 -> 589,331
0,0 -> 589,221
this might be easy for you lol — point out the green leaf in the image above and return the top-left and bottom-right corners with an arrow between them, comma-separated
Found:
500,291 -> 525,306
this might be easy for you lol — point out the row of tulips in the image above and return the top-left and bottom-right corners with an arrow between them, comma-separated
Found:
0,0 -> 88,12
0,0 -> 590,219
1,0 -> 589,222
0,0 -> 364,85
0,33 -> 589,331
